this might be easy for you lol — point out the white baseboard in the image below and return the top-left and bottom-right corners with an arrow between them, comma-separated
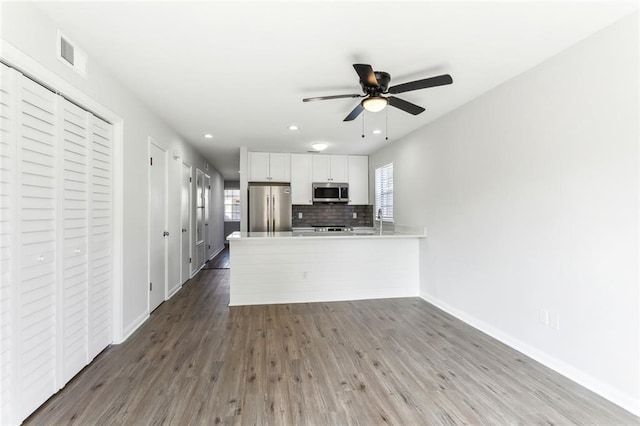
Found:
167,283 -> 182,299
419,292 -> 640,417
208,245 -> 225,260
120,310 -> 149,342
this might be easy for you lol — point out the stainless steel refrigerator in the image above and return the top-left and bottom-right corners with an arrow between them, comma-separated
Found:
248,184 -> 292,232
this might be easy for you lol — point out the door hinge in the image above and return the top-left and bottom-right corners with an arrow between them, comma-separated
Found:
189,177 -> 192,182
208,185 -> 211,190
150,157 -> 153,166
149,282 -> 152,291
189,257 -> 192,263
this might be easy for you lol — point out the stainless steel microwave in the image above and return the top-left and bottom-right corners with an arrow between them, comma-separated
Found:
312,182 -> 349,203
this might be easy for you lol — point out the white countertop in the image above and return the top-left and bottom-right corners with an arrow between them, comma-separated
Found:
227,227 -> 425,241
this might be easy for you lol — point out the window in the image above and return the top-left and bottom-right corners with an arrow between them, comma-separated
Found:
375,162 -> 393,222
224,189 -> 240,221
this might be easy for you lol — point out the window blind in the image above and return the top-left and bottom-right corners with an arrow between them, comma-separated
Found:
375,163 -> 394,222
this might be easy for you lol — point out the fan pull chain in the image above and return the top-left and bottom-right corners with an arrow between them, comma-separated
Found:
385,108 -> 389,141
361,112 -> 365,138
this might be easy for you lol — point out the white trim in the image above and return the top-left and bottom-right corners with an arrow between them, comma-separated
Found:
419,292 -> 640,417
191,262 -> 206,278
111,121 -> 124,343
180,161 -> 192,285
208,245 -> 225,261
167,284 -> 182,300
121,310 -> 149,341
1,39 -> 125,345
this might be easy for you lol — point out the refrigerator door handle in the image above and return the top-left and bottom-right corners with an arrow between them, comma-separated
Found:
272,195 -> 276,232
266,195 -> 270,232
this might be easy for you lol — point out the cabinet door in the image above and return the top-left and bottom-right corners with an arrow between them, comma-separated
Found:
348,156 -> 369,205
290,154 -> 312,205
312,155 -> 330,182
248,151 -> 269,182
329,155 -> 348,183
268,153 -> 290,182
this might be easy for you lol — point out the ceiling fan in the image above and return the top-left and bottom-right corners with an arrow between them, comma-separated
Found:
303,64 -> 453,121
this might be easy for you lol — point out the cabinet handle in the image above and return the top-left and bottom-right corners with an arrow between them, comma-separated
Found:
74,248 -> 81,254
163,231 -> 170,237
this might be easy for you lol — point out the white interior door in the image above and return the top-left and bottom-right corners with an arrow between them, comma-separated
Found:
58,99 -> 90,385
149,141 -> 167,312
181,162 -> 191,282
88,115 -> 113,357
16,72 -> 59,421
1,62 -> 114,425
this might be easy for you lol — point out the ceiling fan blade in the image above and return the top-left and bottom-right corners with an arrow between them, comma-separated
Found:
388,74 -> 453,94
343,103 -> 365,121
388,96 -> 425,115
303,94 -> 362,102
353,64 -> 379,87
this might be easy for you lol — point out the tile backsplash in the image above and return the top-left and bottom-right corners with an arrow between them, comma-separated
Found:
292,204 -> 373,227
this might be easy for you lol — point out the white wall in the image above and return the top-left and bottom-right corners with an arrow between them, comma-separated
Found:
370,13 -> 639,414
1,2 -> 224,338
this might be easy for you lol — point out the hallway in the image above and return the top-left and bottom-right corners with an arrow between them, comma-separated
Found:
25,268 -> 638,424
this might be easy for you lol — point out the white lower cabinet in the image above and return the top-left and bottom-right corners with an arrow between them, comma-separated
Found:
0,63 -> 113,425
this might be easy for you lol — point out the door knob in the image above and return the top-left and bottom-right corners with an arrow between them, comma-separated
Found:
163,231 -> 170,237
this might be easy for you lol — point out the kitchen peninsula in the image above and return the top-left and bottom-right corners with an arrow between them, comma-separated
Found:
227,229 -> 424,306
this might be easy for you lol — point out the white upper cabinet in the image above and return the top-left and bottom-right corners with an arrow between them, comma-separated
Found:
248,152 -> 290,182
312,155 -> 348,183
290,154 -> 312,205
348,155 -> 369,205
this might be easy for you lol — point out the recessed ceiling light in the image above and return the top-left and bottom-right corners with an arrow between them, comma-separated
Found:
312,143 -> 328,151
204,133 -> 213,139
288,125 -> 298,131
372,129 -> 382,134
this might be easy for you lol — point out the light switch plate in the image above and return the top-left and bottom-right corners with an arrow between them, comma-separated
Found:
352,212 -> 357,219
298,212 -> 303,219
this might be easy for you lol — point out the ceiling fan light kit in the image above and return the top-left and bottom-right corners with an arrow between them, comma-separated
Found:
303,63 -> 453,122
362,96 -> 388,112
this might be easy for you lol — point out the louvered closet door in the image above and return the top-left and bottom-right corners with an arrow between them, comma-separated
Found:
59,99 -> 90,383
89,115 -> 112,358
0,63 -> 17,426
16,73 -> 59,420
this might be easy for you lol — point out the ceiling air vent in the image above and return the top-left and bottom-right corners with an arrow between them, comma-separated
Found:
57,30 -> 87,78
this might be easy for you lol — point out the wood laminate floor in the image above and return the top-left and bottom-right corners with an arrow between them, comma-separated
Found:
203,246 -> 230,269
26,269 -> 639,425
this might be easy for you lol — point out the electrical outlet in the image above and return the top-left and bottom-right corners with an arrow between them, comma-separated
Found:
298,212 -> 303,219
353,212 -> 357,219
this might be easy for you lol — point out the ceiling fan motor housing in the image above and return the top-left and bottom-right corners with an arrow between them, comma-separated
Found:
363,71 -> 391,93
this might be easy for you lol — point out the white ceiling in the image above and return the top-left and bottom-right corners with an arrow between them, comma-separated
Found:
35,1 -> 637,180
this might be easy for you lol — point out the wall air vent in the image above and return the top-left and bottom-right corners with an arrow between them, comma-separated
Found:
60,36 -> 75,65
57,30 -> 87,78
